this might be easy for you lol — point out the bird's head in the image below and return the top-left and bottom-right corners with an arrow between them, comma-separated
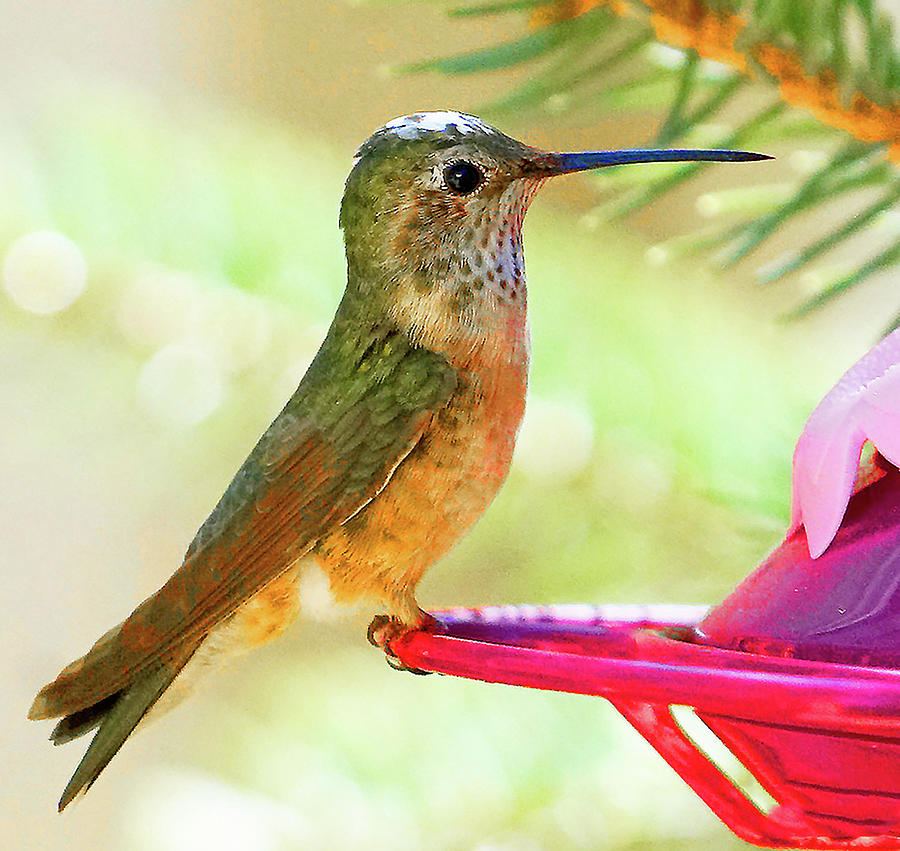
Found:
341,110 -> 769,349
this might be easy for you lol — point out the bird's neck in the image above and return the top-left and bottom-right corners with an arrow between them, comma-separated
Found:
384,273 -> 527,363
344,211 -> 531,370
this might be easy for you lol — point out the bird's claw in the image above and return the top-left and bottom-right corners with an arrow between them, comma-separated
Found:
366,613 -> 441,675
384,654 -> 433,676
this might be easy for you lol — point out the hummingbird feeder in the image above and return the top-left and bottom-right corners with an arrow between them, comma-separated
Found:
388,339 -> 900,849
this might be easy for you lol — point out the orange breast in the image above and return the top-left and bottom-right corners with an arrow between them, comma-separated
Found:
316,337 -> 528,622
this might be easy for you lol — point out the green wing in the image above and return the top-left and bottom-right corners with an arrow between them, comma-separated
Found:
30,291 -> 457,721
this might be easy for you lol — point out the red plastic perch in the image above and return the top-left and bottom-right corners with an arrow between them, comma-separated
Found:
389,601 -> 900,849
387,327 -> 900,849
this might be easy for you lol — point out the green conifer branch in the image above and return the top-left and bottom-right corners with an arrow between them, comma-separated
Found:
411,0 -> 900,324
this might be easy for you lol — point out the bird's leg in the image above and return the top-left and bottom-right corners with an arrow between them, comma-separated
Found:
367,594 -> 443,675
366,609 -> 440,647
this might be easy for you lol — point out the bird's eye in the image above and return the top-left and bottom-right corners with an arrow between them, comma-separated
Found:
443,161 -> 483,195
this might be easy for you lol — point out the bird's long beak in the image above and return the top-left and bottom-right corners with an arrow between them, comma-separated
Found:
532,148 -> 772,176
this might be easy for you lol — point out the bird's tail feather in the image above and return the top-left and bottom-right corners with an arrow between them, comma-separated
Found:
50,692 -> 121,746
56,653 -> 195,812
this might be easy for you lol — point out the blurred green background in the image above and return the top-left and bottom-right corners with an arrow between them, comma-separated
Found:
3,2 -> 894,849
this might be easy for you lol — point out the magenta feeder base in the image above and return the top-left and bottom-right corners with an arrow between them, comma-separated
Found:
388,467 -> 900,849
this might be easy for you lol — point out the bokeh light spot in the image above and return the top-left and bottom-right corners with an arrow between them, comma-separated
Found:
513,397 -> 595,482
137,343 -> 225,427
2,230 -> 87,314
117,266 -> 205,348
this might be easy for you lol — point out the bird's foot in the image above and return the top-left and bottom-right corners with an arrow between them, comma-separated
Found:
367,612 -> 442,675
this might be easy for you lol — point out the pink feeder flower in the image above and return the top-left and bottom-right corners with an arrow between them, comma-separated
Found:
792,327 -> 900,558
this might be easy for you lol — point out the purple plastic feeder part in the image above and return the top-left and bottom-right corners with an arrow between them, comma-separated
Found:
700,462 -> 900,667
387,466 -> 900,848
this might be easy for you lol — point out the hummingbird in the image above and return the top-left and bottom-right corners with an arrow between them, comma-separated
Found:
29,110 -> 769,810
